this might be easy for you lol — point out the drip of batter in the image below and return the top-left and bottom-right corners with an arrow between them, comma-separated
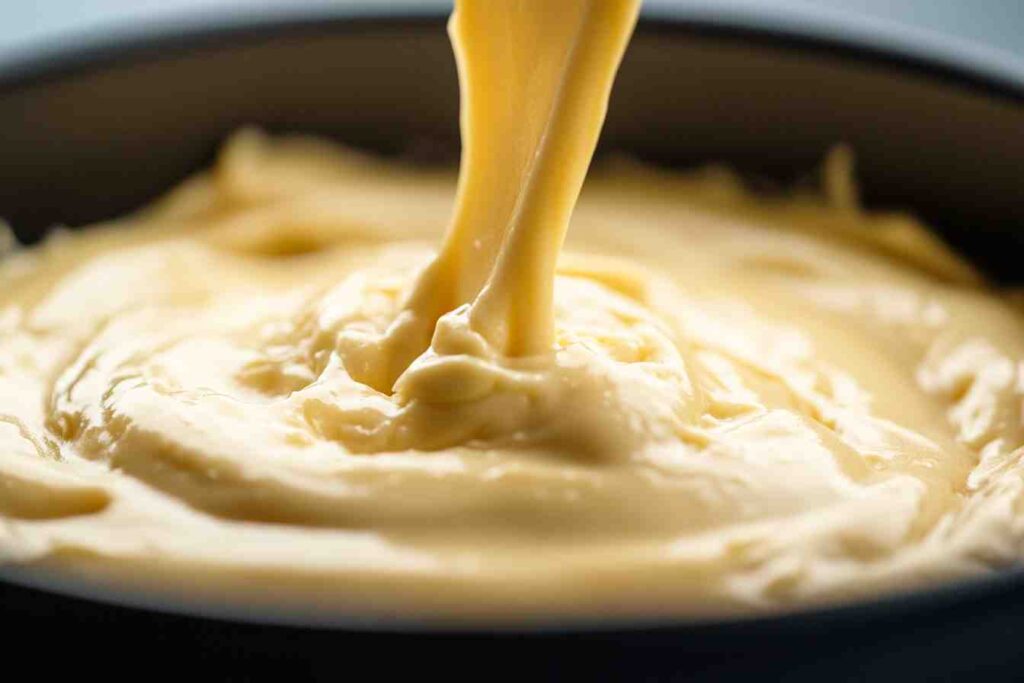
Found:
1,0 -> 1024,620
358,0 -> 640,390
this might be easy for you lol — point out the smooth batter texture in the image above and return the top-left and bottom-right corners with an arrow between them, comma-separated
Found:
2,0 -> 1024,620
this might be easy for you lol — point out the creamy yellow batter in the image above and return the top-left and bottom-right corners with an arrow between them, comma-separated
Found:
2,0 -> 1024,620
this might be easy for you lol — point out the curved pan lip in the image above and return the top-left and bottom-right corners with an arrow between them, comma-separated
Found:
2,0 -> 1024,634
0,0 -> 1023,100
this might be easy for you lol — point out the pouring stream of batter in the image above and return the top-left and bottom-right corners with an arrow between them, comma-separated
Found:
370,0 -> 639,389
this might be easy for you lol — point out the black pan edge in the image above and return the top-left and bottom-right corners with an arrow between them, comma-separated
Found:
1,2 -> 1024,104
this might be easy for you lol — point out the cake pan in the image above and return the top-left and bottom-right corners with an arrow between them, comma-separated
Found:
1,2 -> 1023,679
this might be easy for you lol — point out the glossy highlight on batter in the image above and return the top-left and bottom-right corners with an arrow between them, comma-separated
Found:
2,0 -> 1024,620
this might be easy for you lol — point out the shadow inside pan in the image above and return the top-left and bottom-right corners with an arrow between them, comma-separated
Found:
0,16 -> 1022,281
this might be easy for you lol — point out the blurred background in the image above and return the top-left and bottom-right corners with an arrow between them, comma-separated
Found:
2,0 -> 1023,61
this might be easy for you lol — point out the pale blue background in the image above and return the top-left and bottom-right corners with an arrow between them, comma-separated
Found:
1,1 -> 1022,65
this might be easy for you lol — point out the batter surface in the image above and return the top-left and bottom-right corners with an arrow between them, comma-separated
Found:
2,0 -> 1024,619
